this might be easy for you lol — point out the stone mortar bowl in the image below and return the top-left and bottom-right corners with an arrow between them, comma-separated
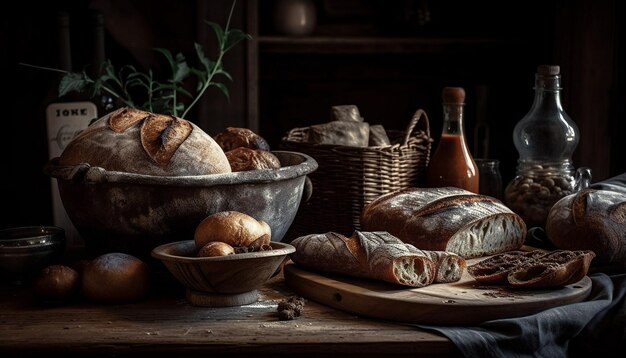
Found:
44,151 -> 317,261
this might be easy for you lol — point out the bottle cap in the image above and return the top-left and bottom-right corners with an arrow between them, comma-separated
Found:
442,87 -> 465,104
537,65 -> 560,75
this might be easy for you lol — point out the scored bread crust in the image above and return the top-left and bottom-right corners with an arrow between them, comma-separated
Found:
225,147 -> 281,172
546,188 -> 626,269
289,231 -> 467,287
214,127 -> 271,152
59,107 -> 231,176
360,187 -> 527,258
467,250 -> 595,288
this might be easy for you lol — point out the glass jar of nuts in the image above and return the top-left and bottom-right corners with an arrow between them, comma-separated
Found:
505,65 -> 591,228
504,163 -> 591,228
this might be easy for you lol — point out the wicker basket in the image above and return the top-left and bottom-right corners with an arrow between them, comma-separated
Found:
280,109 -> 432,240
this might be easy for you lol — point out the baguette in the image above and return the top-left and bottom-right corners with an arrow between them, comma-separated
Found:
467,250 -> 595,288
289,231 -> 466,287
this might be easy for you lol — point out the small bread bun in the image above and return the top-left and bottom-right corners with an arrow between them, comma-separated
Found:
81,253 -> 150,304
33,265 -> 80,303
214,127 -> 271,152
225,147 -> 281,172
197,241 -> 236,257
194,211 -> 272,249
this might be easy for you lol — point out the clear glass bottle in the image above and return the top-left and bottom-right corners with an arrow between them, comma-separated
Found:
426,87 -> 479,193
504,65 -> 591,228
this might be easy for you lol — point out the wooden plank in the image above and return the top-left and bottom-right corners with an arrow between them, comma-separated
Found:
0,271 -> 458,357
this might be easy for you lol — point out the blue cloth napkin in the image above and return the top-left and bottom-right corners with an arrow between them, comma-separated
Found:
416,273 -> 626,357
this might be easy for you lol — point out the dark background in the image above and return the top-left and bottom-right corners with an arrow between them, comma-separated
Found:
2,0 -> 623,229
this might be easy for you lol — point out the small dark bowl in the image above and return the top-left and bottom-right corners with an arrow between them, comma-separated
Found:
0,226 -> 66,284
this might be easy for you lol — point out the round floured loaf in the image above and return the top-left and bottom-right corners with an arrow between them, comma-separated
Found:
546,188 -> 626,269
59,107 -> 231,176
360,187 -> 527,258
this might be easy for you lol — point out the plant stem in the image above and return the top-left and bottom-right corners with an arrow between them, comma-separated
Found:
181,0 -> 236,119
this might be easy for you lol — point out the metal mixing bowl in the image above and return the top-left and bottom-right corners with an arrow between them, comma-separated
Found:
0,226 -> 66,284
43,151 -> 317,261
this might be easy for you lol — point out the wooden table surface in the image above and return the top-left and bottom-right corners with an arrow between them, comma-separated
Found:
0,263 -> 460,357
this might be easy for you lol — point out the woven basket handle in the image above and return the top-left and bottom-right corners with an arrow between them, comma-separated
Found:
402,109 -> 431,146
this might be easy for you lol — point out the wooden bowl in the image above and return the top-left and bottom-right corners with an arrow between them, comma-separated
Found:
151,240 -> 295,307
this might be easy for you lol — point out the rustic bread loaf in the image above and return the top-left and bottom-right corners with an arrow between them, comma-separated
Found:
59,107 -> 231,176
546,188 -> 626,270
225,147 -> 281,172
360,187 -> 527,258
289,231 -> 466,287
214,127 -> 271,152
467,250 -> 595,288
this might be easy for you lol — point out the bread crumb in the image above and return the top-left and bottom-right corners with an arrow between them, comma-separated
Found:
277,295 -> 306,320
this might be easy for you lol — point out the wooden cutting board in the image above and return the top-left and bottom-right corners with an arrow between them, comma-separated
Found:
283,262 -> 593,325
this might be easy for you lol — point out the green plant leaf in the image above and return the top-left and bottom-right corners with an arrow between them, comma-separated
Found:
58,72 -> 90,97
204,20 -> 225,50
211,82 -> 230,100
224,29 -> 252,52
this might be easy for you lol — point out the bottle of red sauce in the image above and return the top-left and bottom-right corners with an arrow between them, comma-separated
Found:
426,87 -> 479,193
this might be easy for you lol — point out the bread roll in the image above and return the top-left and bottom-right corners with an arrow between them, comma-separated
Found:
81,253 -> 150,303
546,188 -> 626,269
225,147 -> 281,172
59,107 -> 231,176
360,187 -> 527,258
194,211 -> 272,249
33,265 -> 80,303
467,250 -> 595,288
197,242 -> 235,257
214,127 -> 271,152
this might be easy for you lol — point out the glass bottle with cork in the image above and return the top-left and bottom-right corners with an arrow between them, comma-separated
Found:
504,65 -> 591,229
426,86 -> 479,193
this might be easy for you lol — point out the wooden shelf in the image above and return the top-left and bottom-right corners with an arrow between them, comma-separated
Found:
258,36 -> 530,54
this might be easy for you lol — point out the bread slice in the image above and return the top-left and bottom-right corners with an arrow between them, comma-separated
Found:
466,250 -> 546,284
508,250 -> 596,288
467,250 -> 595,288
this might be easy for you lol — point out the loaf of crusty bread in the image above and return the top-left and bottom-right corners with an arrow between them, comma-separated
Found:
59,107 -> 231,176
546,189 -> 626,269
467,250 -> 595,288
289,231 -> 466,287
360,187 -> 527,258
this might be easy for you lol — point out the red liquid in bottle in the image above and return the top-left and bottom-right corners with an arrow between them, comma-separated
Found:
426,87 -> 479,193
426,133 -> 479,192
